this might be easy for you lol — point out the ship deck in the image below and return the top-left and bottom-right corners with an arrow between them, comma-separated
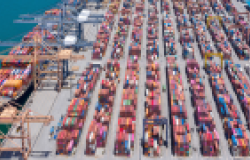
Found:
1,0 -> 250,160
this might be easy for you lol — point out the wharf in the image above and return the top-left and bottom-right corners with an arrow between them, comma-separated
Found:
2,0 -> 250,160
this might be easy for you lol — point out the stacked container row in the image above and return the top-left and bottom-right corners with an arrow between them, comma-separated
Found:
57,64 -> 101,155
211,0 -> 225,15
147,0 -> 159,61
144,62 -> 163,156
128,2 -> 144,58
186,59 -> 220,156
111,0 -> 133,59
222,16 -> 250,60
0,24 -> 57,99
166,57 -> 191,156
163,13 -> 176,56
225,61 -> 250,129
175,12 -> 195,59
114,0 -> 143,155
220,0 -> 237,15
191,14 -> 213,58
0,65 -> 32,98
161,0 -> 170,14
207,16 -> 232,59
173,1 -> 184,14
206,62 -> 250,156
92,3 -> 120,59
115,57 -> 139,156
105,59 -> 120,80
86,60 -> 120,155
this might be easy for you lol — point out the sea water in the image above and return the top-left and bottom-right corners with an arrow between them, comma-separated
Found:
0,0 -> 60,54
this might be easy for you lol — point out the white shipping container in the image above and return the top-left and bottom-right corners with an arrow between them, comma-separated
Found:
153,139 -> 157,150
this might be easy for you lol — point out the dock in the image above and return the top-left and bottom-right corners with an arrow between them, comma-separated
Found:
1,0 -> 250,159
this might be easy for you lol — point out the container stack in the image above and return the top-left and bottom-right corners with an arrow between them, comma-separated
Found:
111,1 -> 133,59
0,8 -> 59,100
206,62 -> 250,156
56,64 -> 101,155
187,3 -> 200,15
74,64 -> 101,98
221,0 -> 237,15
67,0 -> 80,6
205,61 -> 222,74
224,118 -> 250,156
2,46 -> 34,68
207,17 -> 232,59
143,62 -> 163,156
235,16 -> 250,46
105,59 -> 120,80
209,73 -> 240,119
222,17 -> 250,60
44,8 -> 62,15
225,61 -> 250,129
161,0 -> 170,14
129,2 -> 144,58
180,28 -> 195,59
86,61 -> 120,155
199,1 -> 211,15
190,15 -> 213,58
23,26 -> 56,44
163,15 -> 176,56
92,9 -> 117,59
56,98 -> 85,154
109,1 -> 122,14
166,57 -> 191,156
115,57 -> 139,156
211,1 -> 225,15
186,59 -> 220,156
173,1 -> 184,14
0,65 -> 32,98
147,0 -> 159,61
176,14 -> 188,28
174,7 -> 195,59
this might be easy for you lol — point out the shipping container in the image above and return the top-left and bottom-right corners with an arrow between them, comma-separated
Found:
206,60 -> 250,156
143,62 -> 163,156
92,5 -> 120,60
163,16 -> 176,56
111,2 -> 133,59
147,0 -> 159,61
115,55 -> 140,156
128,2 -> 144,58
186,59 -> 220,156
86,60 -> 120,155
166,57 -> 191,156
225,61 -> 250,130
56,63 -> 101,155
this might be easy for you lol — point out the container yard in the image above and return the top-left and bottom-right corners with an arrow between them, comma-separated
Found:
3,0 -> 250,160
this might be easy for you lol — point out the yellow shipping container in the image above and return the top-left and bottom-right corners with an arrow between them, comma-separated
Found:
3,80 -> 22,89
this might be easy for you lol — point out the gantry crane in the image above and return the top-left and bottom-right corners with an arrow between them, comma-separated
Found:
205,52 -> 223,69
0,106 -> 53,160
15,1 -> 104,42
0,0 -> 105,91
0,34 -> 85,92
206,16 -> 222,28
143,118 -> 168,147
